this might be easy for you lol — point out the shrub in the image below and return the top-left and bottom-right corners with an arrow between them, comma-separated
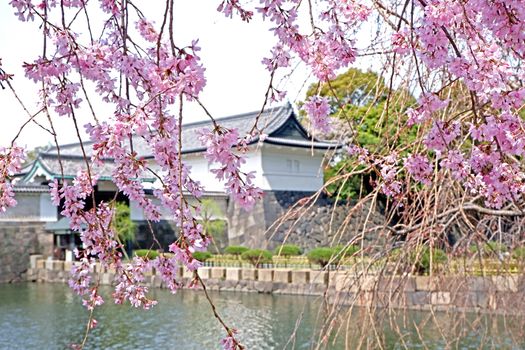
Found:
307,247 -> 338,268
134,249 -> 159,259
274,244 -> 302,257
193,251 -> 212,262
512,247 -> 525,260
413,247 -> 447,275
224,246 -> 249,256
112,202 -> 136,243
241,249 -> 273,267
470,242 -> 508,257
334,244 -> 360,259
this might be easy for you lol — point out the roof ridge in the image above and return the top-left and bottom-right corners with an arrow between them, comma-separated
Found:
182,103 -> 291,128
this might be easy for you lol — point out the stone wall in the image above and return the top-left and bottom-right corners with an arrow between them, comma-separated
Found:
27,256 -> 525,314
261,191 -> 385,250
0,222 -> 52,283
134,220 -> 178,252
228,191 -> 385,250
134,191 -> 385,252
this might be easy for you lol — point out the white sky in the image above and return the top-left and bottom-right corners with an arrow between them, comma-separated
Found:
0,1 -> 310,149
0,1 -> 378,150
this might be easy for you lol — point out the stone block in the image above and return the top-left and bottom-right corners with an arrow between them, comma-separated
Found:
210,267 -> 225,279
241,268 -> 257,281
36,259 -> 45,269
45,260 -> 64,271
94,262 -> 107,274
63,261 -> 72,272
476,291 -> 490,308
182,267 -> 195,279
291,270 -> 309,284
492,276 -> 518,292
101,273 -> 112,285
225,268 -> 242,281
197,267 -> 211,280
468,277 -> 493,292
257,269 -> 273,282
410,291 -> 430,305
30,255 -> 43,269
431,292 -> 451,305
415,276 -> 435,291
152,275 -> 162,288
451,291 -> 477,308
332,272 -> 365,292
494,292 -> 523,311
273,269 -> 291,283
310,271 -> 328,286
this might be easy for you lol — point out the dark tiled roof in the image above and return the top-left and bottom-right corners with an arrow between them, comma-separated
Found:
264,136 -> 338,149
38,153 -> 118,179
12,184 -> 50,193
22,104 -> 340,179
45,104 -> 338,157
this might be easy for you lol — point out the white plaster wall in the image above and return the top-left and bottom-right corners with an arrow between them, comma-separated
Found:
183,148 -> 263,192
260,144 -> 325,191
144,144 -> 325,197
39,193 -> 57,222
0,193 -> 56,222
130,200 -> 144,221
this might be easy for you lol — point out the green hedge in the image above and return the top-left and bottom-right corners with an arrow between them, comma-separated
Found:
470,242 -> 507,257
414,247 -> 447,274
241,249 -> 273,267
193,251 -> 213,262
224,246 -> 249,256
334,244 -> 359,258
274,244 -> 302,257
513,247 -> 525,260
134,249 -> 159,259
307,247 -> 338,268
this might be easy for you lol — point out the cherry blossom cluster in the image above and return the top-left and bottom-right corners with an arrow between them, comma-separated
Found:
113,257 -> 157,310
6,0 -> 525,347
218,0 -> 254,22
404,155 -> 433,186
377,153 -> 402,199
255,0 -> 369,82
378,0 -> 525,208
302,95 -> 332,134
0,146 -> 25,212
198,127 -> 263,210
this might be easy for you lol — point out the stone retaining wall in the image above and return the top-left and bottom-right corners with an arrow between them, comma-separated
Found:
0,223 -> 52,283
27,256 -> 525,314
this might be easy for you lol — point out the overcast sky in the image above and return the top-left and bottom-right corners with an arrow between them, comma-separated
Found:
0,1 -> 380,150
0,1 -> 318,149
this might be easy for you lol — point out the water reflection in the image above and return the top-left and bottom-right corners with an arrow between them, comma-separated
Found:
0,284 -> 524,349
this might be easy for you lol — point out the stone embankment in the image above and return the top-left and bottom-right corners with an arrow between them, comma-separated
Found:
27,255 -> 525,314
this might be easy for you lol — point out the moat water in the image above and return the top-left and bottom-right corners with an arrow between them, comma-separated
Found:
0,283 -> 524,349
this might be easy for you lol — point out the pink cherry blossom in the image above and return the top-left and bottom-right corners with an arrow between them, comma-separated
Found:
302,95 -> 331,133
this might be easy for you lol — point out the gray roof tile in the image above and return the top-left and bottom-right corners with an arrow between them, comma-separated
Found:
23,104 -> 340,179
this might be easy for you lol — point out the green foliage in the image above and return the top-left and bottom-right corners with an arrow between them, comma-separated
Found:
113,202 -> 136,243
241,249 -> 273,267
224,246 -> 249,256
302,68 -> 416,200
193,251 -> 213,262
199,199 -> 227,253
274,244 -> 302,257
413,247 -> 447,275
134,249 -> 159,259
469,242 -> 508,257
512,247 -> 525,260
307,247 -> 338,267
334,244 -> 360,259
205,220 -> 226,237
